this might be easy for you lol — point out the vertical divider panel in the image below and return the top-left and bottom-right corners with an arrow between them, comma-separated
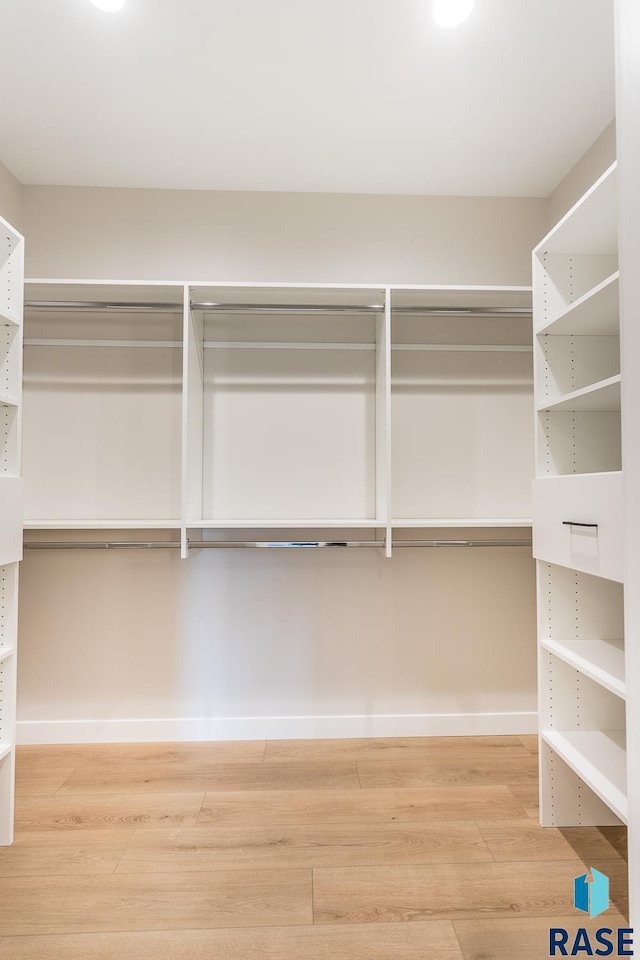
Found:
376,289 -> 392,557
0,217 -> 22,845
181,287 -> 204,558
0,564 -> 18,845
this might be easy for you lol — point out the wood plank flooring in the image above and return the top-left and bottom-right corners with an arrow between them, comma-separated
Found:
0,735 -> 628,959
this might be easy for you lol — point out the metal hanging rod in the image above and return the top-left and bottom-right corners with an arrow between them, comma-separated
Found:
190,302 -> 384,315
24,301 -> 183,313
24,538 -> 532,550
192,304 -> 532,317
391,307 -> 532,317
24,300 -> 532,317
24,541 -> 180,550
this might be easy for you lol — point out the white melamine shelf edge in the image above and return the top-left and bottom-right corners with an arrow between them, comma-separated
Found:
24,520 -> 183,530
533,162 -> 618,255
386,284 -> 532,292
537,375 -> 621,413
392,344 -> 532,353
541,728 -> 627,823
201,342 -> 532,353
188,280 -> 386,291
0,307 -> 21,327
0,396 -> 19,408
391,518 -> 532,528
203,341 -> 376,351
189,519 -> 388,529
24,279 -> 534,295
0,647 -> 14,664
24,339 -> 181,348
541,638 -> 626,699
0,743 -> 11,763
535,469 -> 622,481
536,272 -> 620,337
0,212 -> 23,238
25,278 -> 187,288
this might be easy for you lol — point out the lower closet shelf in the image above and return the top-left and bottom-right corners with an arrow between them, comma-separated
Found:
542,729 -> 628,823
540,638 -> 625,698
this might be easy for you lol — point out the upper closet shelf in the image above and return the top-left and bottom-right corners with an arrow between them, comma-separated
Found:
537,375 -> 621,413
536,272 -> 619,337
540,637 -> 625,699
535,164 -> 618,256
191,519 -> 388,529
0,648 -> 14,665
391,518 -> 532,528
23,520 -> 183,530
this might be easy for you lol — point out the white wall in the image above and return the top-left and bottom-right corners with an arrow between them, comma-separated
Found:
0,160 -> 23,233
546,120 -> 617,228
23,185 -> 545,285
16,185 -> 548,743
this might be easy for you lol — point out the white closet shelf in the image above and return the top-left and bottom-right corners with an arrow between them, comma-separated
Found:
391,518 -> 532,528
24,339 -> 182,349
0,396 -> 19,408
537,375 -> 621,413
541,638 -> 626,699
203,341 -> 375,351
0,308 -> 20,328
190,519 -> 388,529
391,343 -> 532,353
24,519 -> 182,530
536,273 -> 619,337
0,648 -> 14,664
542,729 -> 627,823
534,163 -> 618,256
0,743 -> 11,764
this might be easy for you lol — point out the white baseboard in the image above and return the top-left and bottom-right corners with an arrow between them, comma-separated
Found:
16,711 -> 538,744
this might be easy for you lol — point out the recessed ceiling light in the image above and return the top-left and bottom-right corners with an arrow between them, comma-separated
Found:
432,0 -> 475,28
89,0 -> 126,11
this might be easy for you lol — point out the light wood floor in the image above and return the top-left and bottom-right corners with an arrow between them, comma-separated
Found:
0,735 -> 628,959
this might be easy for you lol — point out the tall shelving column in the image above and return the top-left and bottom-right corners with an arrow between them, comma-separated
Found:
532,164 -> 627,829
0,215 -> 24,846
615,0 -> 640,924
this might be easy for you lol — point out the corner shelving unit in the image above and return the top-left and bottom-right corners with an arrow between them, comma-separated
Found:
533,162 -> 627,830
0,214 -> 24,846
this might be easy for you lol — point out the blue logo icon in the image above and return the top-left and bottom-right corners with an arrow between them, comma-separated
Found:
574,868 -> 609,919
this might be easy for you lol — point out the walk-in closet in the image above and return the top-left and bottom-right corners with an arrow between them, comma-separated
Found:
0,1 -> 637,957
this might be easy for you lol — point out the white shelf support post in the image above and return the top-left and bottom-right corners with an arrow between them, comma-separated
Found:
0,215 -> 24,846
182,286 -> 204,557
376,288 -> 392,557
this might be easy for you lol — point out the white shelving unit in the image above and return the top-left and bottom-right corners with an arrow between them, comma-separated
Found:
389,286 -> 533,529
533,163 -> 628,832
185,284 -> 388,524
0,214 -> 24,846
23,280 -> 534,560
22,281 -> 185,528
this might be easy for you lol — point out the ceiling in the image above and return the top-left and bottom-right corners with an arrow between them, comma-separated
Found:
0,0 -> 615,197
